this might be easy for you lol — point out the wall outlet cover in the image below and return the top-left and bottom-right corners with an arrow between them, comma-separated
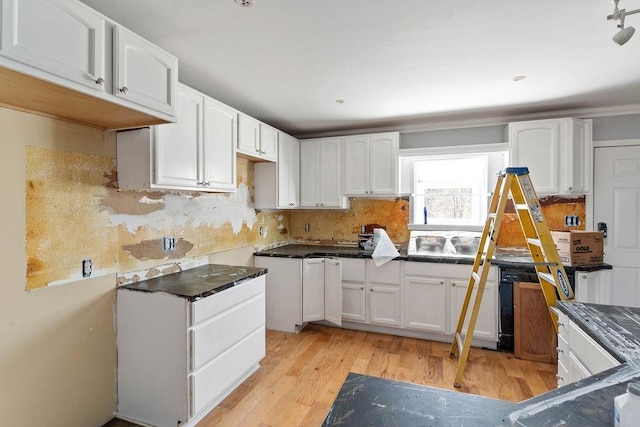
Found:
82,259 -> 92,278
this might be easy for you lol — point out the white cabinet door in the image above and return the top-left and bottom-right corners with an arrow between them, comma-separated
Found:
369,132 -> 399,195
237,112 -> 260,155
343,136 -> 369,195
259,124 -> 278,161
0,0 -> 106,91
114,26 -> 177,116
202,97 -> 237,192
278,133 -> 300,208
367,260 -> 401,327
404,276 -> 448,333
300,138 -> 345,208
302,258 -> 325,322
575,269 -> 612,305
449,279 -> 498,340
154,84 -> 201,188
509,119 -> 561,194
324,258 -> 342,327
341,258 -> 366,322
568,351 -> 591,383
319,138 -> 343,207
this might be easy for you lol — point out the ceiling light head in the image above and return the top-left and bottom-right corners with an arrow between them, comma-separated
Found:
613,25 -> 636,45
335,99 -> 345,104
234,0 -> 254,7
512,75 -> 526,82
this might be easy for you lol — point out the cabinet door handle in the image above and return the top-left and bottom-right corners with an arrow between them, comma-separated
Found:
95,77 -> 105,86
119,86 -> 129,94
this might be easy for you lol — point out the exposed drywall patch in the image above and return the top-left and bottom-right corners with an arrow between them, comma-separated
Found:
122,237 -> 194,261
107,185 -> 257,234
25,146 -> 119,290
100,190 -> 166,215
117,257 -> 208,286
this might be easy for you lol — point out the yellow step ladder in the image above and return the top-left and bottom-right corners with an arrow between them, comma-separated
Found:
449,167 -> 574,388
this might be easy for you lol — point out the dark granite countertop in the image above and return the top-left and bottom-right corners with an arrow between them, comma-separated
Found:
118,264 -> 267,302
324,302 -> 640,426
490,255 -> 612,273
254,243 -> 476,265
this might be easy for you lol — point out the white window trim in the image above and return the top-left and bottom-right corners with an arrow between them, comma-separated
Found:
401,143 -> 508,232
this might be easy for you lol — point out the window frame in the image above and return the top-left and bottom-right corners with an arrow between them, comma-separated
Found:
399,143 -> 509,232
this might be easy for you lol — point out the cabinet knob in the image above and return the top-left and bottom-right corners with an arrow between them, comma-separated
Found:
581,274 -> 587,279
556,374 -> 563,380
261,150 -> 266,155
119,86 -> 129,94
316,203 -> 319,206
255,148 -> 261,153
556,347 -> 563,354
360,287 -> 364,290
568,186 -> 573,191
557,322 -> 564,327
95,77 -> 105,86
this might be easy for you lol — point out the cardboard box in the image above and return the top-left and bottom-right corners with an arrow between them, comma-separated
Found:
551,231 -> 604,265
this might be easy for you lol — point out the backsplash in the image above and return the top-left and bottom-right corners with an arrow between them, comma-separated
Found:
25,146 -> 288,291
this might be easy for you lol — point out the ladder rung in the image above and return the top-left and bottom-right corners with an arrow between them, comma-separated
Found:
526,238 -> 542,247
455,332 -> 463,357
514,204 -> 530,210
538,272 -> 556,285
472,272 -> 480,283
488,213 -> 497,218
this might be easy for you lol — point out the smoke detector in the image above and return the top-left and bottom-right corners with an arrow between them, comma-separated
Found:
235,0 -> 255,7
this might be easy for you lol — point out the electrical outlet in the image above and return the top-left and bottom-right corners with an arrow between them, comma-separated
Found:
564,215 -> 580,227
162,236 -> 176,251
259,226 -> 264,236
82,258 -> 92,278
305,224 -> 310,232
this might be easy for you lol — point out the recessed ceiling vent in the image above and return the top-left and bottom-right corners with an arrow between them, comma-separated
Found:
235,0 -> 255,7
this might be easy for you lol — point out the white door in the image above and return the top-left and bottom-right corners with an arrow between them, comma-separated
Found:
1,0 -> 106,90
403,276 -> 448,333
113,26 -> 177,115
202,97 -> 236,191
450,280 -> 497,340
302,258 -> 325,322
154,84 -> 201,188
259,124 -> 278,161
324,259 -> 342,326
594,145 -> 640,307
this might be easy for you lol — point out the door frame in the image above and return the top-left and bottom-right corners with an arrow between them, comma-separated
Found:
587,138 -> 640,230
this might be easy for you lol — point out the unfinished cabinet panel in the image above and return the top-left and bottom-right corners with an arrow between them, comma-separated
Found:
514,281 -> 557,364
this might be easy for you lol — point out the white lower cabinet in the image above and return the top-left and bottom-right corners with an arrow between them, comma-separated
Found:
117,276 -> 265,427
556,311 -> 620,387
339,258 -> 402,327
575,269 -> 612,305
403,262 -> 498,344
255,257 -> 342,333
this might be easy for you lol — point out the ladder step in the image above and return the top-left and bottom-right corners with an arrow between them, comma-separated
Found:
514,204 -> 530,210
455,332 -> 463,357
538,272 -> 556,285
526,238 -> 542,247
472,272 -> 480,283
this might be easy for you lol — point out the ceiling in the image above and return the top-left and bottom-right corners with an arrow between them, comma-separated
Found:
80,0 -> 640,138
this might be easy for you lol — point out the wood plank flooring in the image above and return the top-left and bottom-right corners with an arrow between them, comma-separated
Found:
196,324 -> 557,426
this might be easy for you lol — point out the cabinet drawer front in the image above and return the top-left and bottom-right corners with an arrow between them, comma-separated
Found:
557,359 -> 569,387
191,276 -> 265,325
190,326 -> 265,416
341,258 -> 365,282
557,311 -> 569,339
368,260 -> 400,285
557,333 -> 569,367
568,320 -> 619,374
191,292 -> 265,371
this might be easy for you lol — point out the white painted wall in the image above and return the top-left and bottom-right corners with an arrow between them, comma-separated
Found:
0,108 -> 118,427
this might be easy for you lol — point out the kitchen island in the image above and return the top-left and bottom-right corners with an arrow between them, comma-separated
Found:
116,264 -> 268,427
323,302 -> 640,426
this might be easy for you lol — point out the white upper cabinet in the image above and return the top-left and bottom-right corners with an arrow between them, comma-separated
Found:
113,25 -> 177,116
117,83 -> 237,192
253,132 -> 300,209
0,0 -> 178,129
300,137 -> 347,208
237,112 -> 277,162
343,132 -> 399,196
0,0 -> 106,91
202,97 -> 237,191
154,84 -> 202,188
508,118 -> 592,195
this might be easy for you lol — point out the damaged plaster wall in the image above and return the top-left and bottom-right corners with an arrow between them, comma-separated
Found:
25,147 -> 288,290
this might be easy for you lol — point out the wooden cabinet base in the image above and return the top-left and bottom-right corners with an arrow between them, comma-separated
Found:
514,282 -> 558,364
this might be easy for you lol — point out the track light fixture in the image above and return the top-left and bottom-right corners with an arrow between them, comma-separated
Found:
608,0 -> 640,45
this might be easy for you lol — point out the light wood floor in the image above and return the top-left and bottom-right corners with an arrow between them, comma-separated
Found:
196,324 -> 557,427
